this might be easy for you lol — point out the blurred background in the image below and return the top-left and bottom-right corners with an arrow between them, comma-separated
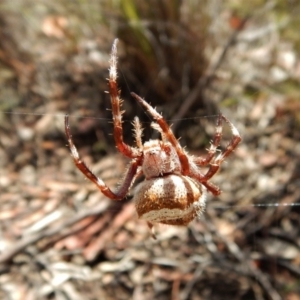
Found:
0,0 -> 299,299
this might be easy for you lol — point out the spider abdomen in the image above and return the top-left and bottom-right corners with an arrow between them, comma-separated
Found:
134,175 -> 206,225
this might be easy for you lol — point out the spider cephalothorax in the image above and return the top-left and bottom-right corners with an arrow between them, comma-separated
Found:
65,39 -> 241,235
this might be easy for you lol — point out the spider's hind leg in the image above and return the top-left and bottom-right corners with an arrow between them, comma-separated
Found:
214,115 -> 241,164
193,113 -> 223,166
189,114 -> 241,196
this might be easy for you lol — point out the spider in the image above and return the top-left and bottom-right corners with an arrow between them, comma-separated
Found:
65,39 -> 241,236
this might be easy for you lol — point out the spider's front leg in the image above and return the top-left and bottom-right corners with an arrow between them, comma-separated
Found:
109,39 -> 140,159
65,115 -> 142,200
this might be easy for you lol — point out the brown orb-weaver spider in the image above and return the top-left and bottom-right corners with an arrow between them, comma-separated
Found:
65,39 -> 241,235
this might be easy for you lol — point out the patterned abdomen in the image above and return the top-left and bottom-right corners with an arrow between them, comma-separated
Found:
134,175 -> 207,225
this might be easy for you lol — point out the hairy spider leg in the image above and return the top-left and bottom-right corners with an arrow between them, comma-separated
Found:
109,39 -> 141,159
193,114 -> 223,166
190,115 -> 241,195
215,115 -> 242,163
65,115 -> 142,200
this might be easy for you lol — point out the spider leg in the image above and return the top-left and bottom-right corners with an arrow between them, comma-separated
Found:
190,115 -> 241,196
190,164 -> 222,195
109,39 -> 140,159
131,92 -> 190,175
65,115 -> 142,200
193,114 -> 223,166
214,115 -> 241,163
